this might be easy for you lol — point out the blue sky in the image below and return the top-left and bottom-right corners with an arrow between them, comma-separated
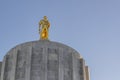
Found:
0,0 -> 120,80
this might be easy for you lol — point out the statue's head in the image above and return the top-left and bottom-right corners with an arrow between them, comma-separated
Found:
43,16 -> 47,21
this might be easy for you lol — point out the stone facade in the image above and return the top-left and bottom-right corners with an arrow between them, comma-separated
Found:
0,40 -> 89,80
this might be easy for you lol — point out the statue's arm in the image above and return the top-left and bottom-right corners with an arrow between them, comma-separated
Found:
48,21 -> 50,28
39,20 -> 42,32
39,20 -> 43,27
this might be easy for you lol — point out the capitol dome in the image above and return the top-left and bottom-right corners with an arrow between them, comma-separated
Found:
0,40 -> 87,80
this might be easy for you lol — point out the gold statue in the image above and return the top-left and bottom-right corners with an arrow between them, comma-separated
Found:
39,16 -> 50,40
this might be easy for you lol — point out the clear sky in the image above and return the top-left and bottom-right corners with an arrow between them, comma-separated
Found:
0,0 -> 120,80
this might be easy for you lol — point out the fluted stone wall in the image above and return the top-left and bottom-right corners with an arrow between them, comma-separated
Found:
0,40 -> 88,80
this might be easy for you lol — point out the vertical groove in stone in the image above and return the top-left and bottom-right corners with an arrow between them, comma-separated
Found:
3,54 -> 13,80
15,50 -> 19,80
44,47 -> 48,80
83,60 -> 86,80
77,56 -> 81,80
72,53 -> 76,80
80,59 -> 86,80
80,59 -> 83,80
47,48 -> 59,80
30,47 -> 44,80
15,49 -> 27,80
11,49 -> 17,80
73,53 -> 81,80
58,48 -> 63,80
1,56 -> 6,80
63,50 -> 73,80
25,46 -> 32,80
3,56 -> 8,80
71,52 -> 73,80
30,47 -> 33,80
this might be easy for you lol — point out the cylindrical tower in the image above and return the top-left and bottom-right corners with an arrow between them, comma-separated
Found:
0,40 -> 89,80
